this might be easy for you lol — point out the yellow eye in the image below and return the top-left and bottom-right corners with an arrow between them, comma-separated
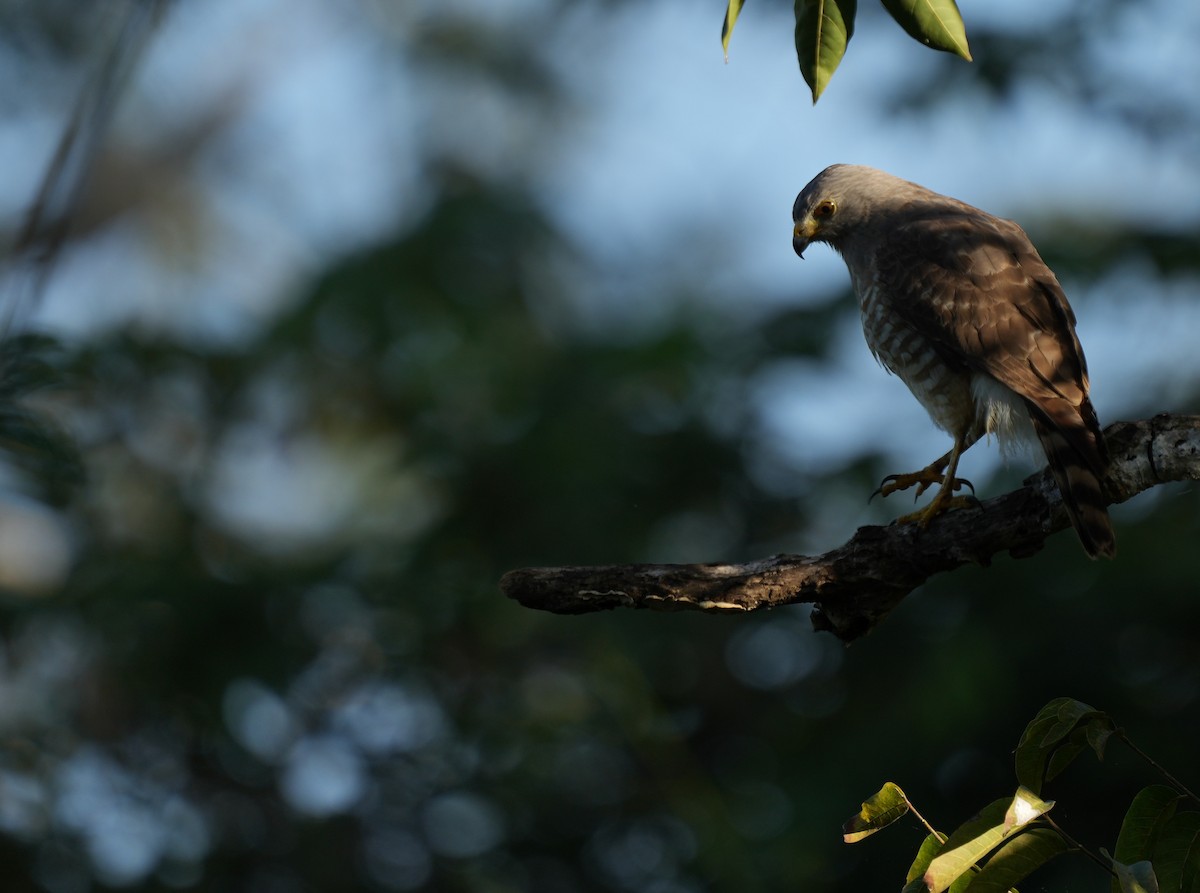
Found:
813,199 -> 836,220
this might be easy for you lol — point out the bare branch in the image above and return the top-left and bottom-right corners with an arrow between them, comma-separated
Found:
500,414 -> 1200,642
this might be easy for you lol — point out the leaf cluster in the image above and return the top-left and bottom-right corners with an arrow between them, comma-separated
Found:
722,0 -> 971,101
844,698 -> 1200,892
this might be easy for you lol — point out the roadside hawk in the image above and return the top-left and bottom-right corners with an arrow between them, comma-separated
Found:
792,164 -> 1115,558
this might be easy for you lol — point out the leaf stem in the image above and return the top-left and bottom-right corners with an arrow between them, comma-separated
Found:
1042,816 -> 1116,877
903,796 -> 946,844
1118,731 -> 1200,805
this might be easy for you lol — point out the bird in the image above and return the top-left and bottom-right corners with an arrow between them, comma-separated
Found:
791,164 -> 1115,558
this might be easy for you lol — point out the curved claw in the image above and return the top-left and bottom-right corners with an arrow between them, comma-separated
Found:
869,471 -> 920,503
874,439 -> 978,525
870,471 -> 975,503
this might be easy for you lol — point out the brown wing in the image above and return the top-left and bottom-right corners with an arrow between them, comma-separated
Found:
873,204 -> 1115,557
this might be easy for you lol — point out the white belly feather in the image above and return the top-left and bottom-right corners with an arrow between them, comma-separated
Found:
858,280 -> 1035,458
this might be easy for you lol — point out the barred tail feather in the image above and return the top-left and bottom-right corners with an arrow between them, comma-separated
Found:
1030,412 -> 1116,559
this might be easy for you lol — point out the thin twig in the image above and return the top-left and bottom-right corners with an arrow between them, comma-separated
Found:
1041,815 -> 1116,878
903,796 -> 946,844
1118,732 -> 1200,806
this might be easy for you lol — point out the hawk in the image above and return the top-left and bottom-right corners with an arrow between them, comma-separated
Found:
792,164 -> 1115,558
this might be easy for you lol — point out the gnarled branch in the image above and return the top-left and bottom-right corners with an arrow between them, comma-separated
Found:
500,414 -> 1200,642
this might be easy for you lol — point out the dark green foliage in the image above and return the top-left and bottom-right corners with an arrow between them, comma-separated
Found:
1015,696 -> 1115,793
0,333 -> 84,505
847,700 -> 1200,891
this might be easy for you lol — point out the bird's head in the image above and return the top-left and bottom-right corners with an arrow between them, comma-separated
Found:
792,164 -> 916,258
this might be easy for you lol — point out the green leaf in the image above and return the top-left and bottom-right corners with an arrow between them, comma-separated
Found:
925,822 -> 1006,892
720,0 -> 746,61
1183,819 -> 1200,893
1015,698 -> 1115,793
1088,722 -> 1116,762
923,789 -> 1053,893
880,0 -> 971,60
843,781 -> 909,842
946,871 -> 973,893
1111,858 -> 1161,893
794,0 -> 856,103
907,833 -> 946,884
921,798 -> 1009,892
1111,787 -> 1181,893
939,798 -> 1011,851
1040,698 -> 1105,747
1015,698 -> 1090,789
1153,811 -> 1200,893
1004,787 -> 1055,831
967,826 -> 1068,893
1045,735 -> 1087,784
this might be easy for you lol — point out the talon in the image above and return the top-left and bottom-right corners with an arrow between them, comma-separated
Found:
872,464 -> 952,502
895,493 -> 980,529
872,440 -> 978,526
873,471 -> 973,502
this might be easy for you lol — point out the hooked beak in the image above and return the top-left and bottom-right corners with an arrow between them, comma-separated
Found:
793,219 -> 817,258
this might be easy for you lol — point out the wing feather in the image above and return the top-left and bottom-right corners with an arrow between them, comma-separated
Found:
872,206 -> 1107,474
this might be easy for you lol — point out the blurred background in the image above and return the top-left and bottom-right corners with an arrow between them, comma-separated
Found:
0,0 -> 1198,890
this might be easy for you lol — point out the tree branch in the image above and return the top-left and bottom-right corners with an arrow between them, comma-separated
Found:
499,414 -> 1200,642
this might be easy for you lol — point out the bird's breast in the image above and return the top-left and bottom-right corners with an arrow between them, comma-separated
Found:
859,284 -> 977,437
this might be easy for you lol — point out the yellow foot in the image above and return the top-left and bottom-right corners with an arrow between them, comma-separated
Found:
894,493 -> 980,529
872,467 -> 974,502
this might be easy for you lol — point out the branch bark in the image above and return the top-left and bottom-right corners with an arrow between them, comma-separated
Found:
500,414 -> 1200,642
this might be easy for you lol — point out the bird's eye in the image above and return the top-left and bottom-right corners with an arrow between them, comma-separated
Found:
813,199 -> 836,219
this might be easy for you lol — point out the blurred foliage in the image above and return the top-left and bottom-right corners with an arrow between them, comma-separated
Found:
0,335 -> 83,506
0,1 -> 1195,893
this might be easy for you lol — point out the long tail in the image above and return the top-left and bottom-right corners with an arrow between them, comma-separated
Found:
1029,401 -> 1116,559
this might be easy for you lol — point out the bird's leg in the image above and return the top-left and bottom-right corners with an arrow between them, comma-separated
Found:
876,436 -> 978,528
